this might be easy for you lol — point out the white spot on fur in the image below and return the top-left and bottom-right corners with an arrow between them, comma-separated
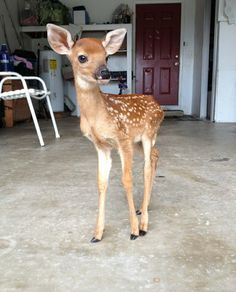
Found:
76,76 -> 92,90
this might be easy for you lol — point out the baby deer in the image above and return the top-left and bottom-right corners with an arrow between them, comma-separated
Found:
47,24 -> 164,242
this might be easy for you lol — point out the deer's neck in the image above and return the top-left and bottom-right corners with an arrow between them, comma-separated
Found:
75,80 -> 103,118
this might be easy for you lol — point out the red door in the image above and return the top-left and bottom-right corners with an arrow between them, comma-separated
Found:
136,4 -> 181,105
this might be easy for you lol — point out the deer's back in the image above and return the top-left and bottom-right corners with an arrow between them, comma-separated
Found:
102,93 -> 164,139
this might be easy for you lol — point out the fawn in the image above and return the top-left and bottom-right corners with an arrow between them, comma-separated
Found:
47,24 -> 164,242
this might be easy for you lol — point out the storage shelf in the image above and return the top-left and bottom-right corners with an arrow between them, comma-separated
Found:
20,26 -> 47,32
110,79 -> 127,81
20,23 -> 131,33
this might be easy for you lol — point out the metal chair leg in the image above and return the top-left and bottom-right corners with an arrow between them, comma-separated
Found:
25,92 -> 45,147
45,95 -> 60,139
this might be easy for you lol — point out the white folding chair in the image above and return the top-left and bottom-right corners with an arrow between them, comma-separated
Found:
0,71 -> 60,146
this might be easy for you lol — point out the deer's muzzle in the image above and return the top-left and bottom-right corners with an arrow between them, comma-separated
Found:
95,65 -> 111,80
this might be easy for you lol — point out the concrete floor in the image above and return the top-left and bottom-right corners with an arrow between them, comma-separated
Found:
0,117 -> 236,292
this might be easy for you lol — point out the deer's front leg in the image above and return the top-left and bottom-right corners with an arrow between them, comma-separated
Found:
91,148 -> 112,243
119,144 -> 139,240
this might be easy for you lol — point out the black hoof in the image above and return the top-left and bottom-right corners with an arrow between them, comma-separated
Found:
130,234 -> 139,240
136,210 -> 142,215
91,237 -> 101,243
139,230 -> 147,236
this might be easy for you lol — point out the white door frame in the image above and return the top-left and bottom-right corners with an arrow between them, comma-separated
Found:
200,0 -> 211,119
210,0 -> 220,122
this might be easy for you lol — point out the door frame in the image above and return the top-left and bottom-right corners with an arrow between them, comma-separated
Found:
133,0 -> 184,110
200,0 -> 211,119
210,0 -> 220,122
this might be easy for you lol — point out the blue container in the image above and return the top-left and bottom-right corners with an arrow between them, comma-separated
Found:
0,44 -> 11,71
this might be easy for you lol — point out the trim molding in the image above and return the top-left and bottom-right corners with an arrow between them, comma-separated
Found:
224,0 -> 236,24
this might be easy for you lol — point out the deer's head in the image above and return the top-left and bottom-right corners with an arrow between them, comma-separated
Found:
46,24 -> 127,87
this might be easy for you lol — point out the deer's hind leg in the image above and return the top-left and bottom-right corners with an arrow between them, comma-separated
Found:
150,146 -> 159,199
138,137 -> 152,235
139,137 -> 159,236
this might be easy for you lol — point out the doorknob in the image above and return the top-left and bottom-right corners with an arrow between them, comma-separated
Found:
174,62 -> 179,66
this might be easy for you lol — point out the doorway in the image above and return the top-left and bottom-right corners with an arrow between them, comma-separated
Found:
135,3 -> 181,105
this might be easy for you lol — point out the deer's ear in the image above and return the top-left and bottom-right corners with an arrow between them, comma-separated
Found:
46,24 -> 74,55
102,28 -> 127,55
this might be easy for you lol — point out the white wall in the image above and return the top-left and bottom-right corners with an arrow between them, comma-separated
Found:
177,0 -> 195,115
192,0 -> 211,119
214,21 -> 236,122
192,0 -> 204,116
60,0 -> 131,24
0,0 -> 21,52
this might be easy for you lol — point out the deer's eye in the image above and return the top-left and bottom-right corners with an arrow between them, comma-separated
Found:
78,55 -> 88,63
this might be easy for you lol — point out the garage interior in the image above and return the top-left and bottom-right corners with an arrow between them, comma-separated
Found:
0,0 -> 236,291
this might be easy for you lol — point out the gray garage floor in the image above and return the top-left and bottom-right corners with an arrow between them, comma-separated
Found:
0,117 -> 236,292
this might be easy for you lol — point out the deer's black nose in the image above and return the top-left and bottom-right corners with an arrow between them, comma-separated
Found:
96,65 -> 111,80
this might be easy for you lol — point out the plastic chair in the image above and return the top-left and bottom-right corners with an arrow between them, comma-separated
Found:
0,71 -> 60,146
